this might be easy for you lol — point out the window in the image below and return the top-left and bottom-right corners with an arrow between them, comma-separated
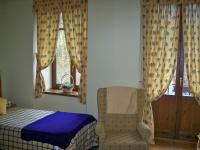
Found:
51,14 -> 81,93
165,65 -> 192,96
164,11 -> 192,97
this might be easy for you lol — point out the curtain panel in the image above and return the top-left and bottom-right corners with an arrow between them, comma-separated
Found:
142,4 -> 180,143
33,0 -> 88,103
142,0 -> 200,5
142,0 -> 181,5
34,8 -> 60,98
183,3 -> 200,105
61,0 -> 88,104
33,0 -> 60,13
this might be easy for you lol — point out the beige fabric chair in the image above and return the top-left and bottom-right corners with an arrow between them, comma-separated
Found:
96,86 -> 151,150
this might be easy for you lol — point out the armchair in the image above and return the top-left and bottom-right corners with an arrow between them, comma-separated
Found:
96,86 -> 151,150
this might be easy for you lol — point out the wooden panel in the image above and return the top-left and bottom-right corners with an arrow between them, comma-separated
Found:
150,138 -> 196,150
154,95 -> 200,141
153,95 -> 177,138
179,97 -> 200,140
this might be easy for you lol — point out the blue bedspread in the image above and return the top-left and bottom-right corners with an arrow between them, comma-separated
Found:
21,111 -> 96,149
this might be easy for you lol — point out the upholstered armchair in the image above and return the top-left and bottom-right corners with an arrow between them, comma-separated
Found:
96,86 -> 151,150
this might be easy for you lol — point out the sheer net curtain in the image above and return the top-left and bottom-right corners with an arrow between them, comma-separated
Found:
142,1 -> 180,143
183,2 -> 200,105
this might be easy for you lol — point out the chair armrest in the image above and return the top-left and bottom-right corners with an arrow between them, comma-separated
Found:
95,121 -> 106,141
137,122 -> 151,142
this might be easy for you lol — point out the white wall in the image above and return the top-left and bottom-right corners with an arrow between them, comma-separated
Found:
0,0 -> 8,97
0,0 -> 142,118
0,0 -> 86,113
1,0 -> 34,108
87,0 -> 142,117
0,1 -> 3,69
0,1 -> 3,93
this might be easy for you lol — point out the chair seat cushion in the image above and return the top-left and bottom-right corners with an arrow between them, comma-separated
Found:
103,132 -> 148,150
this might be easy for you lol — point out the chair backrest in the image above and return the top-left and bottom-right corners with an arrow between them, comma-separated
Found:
97,86 -> 146,133
106,86 -> 138,114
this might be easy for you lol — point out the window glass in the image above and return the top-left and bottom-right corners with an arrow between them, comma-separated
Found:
182,64 -> 192,96
76,69 -> 81,86
165,70 -> 176,95
56,29 -> 71,84
54,13 -> 80,87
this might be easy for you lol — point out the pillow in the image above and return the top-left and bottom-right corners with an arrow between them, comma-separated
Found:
0,97 -> 7,115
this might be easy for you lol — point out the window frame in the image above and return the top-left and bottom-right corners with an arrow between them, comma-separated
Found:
51,22 -> 79,93
51,57 -> 79,92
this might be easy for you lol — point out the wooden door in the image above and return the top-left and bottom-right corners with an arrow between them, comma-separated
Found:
179,65 -> 200,140
152,14 -> 200,141
153,66 -> 200,141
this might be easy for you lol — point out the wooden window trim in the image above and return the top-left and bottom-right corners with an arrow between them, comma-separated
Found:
52,57 -> 57,89
44,89 -> 79,97
51,58 -> 79,90
71,64 -> 79,91
44,59 -> 79,97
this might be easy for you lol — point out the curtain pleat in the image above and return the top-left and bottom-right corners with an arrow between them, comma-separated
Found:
143,4 -> 180,143
61,0 -> 88,103
34,9 -> 59,98
33,0 -> 88,102
142,0 -> 200,5
183,3 -> 200,105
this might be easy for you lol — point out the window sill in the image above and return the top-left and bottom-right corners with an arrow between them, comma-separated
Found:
44,89 -> 79,97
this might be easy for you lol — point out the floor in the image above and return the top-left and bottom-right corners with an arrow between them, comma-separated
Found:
91,138 -> 197,150
150,138 -> 196,150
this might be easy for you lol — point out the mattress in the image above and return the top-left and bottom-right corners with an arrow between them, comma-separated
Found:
0,107 -> 97,150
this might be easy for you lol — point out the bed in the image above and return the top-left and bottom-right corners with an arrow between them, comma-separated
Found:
0,107 -> 97,150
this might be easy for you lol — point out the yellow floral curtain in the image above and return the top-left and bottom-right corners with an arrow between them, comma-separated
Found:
142,0 -> 200,5
33,0 -> 88,102
143,4 -> 180,143
61,0 -> 88,103
33,0 -> 60,98
183,3 -> 200,105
